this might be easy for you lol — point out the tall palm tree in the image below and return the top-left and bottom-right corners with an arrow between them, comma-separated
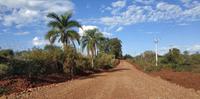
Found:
45,12 -> 81,78
45,12 -> 81,49
81,29 -> 104,68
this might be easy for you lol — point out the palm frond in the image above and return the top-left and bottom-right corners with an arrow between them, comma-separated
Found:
45,29 -> 59,44
67,30 -> 80,39
49,35 -> 58,44
67,20 -> 82,29
64,12 -> 72,24
48,21 -> 62,28
47,12 -> 61,23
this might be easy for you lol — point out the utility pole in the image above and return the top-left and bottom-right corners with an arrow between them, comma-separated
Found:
154,37 -> 159,66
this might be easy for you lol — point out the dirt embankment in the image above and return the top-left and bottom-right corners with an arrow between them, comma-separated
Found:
129,61 -> 200,91
149,69 -> 200,90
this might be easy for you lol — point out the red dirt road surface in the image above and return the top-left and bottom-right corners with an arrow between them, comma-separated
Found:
2,61 -> 200,99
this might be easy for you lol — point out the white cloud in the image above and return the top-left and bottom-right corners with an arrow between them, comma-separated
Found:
156,2 -> 182,12
112,0 -> 126,8
85,1 -> 200,26
32,37 -> 48,46
0,0 -> 74,28
78,25 -> 113,37
2,8 -> 40,27
186,44 -> 200,53
116,27 -> 123,32
159,44 -> 200,55
14,32 -> 30,36
79,25 -> 98,36
102,31 -> 113,37
101,0 -> 127,15
105,7 -> 112,10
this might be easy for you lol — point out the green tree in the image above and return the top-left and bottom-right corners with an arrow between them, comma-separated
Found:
0,49 -> 14,58
98,37 -> 110,54
108,38 -> 122,59
183,51 -> 189,56
123,54 -> 133,59
81,29 -> 104,68
164,48 -> 184,65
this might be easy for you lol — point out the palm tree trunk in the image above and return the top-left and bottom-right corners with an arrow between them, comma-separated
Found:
91,57 -> 94,68
91,49 -> 94,68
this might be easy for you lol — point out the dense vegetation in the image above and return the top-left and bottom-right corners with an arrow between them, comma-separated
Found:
0,12 -> 122,82
127,48 -> 200,73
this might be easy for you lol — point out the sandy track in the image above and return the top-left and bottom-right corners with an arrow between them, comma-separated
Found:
2,61 -> 200,99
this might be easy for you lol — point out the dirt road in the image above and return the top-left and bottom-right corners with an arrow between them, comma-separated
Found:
2,61 -> 200,99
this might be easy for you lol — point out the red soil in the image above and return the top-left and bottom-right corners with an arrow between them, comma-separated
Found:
149,69 -> 200,91
129,61 -> 200,91
0,74 -> 70,95
0,69 -> 107,96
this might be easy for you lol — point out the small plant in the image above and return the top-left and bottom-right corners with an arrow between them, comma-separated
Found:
0,64 -> 9,77
0,87 -> 9,95
144,66 -> 162,72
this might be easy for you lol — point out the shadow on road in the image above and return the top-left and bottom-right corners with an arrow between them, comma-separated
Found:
106,68 -> 130,73
78,74 -> 106,80
78,68 -> 130,80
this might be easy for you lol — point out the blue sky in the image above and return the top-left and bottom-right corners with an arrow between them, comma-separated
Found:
0,0 -> 200,56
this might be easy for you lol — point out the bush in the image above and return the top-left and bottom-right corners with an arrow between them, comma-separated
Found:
74,54 -> 91,75
63,46 -> 77,76
9,47 -> 64,77
95,53 -> 114,69
8,59 -> 29,75
0,64 -> 9,77
162,48 -> 184,65
8,59 -> 46,77
0,49 -> 14,58
190,54 -> 200,64
123,54 -> 133,59
0,87 -> 9,95
144,66 -> 162,72
0,56 -> 9,63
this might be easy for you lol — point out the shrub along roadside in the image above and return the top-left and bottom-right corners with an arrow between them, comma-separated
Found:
126,48 -> 200,73
0,47 -> 120,80
94,53 -> 115,69
0,47 -> 120,96
0,64 -> 9,78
